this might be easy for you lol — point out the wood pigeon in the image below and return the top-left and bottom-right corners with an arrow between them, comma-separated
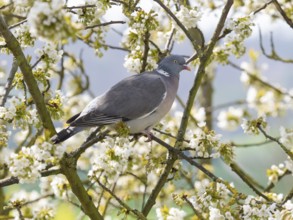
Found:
51,55 -> 190,144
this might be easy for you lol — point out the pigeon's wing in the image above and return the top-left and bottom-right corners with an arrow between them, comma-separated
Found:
69,73 -> 167,127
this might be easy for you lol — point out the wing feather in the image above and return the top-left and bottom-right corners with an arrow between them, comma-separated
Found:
69,72 -> 166,127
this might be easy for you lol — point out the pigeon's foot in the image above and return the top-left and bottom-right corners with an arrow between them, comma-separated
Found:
141,130 -> 153,142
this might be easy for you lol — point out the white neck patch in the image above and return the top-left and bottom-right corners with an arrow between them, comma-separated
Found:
157,69 -> 170,77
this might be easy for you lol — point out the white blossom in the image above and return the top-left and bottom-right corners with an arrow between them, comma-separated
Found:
34,42 -> 63,69
186,127 -> 223,159
124,55 -> 142,73
51,175 -> 71,199
156,207 -> 186,220
175,6 -> 202,29
267,164 -> 286,184
279,127 -> 293,147
88,137 -> 134,184
167,208 -> 186,220
8,147 -> 41,183
27,0 -> 76,42
285,158 -> 293,174
209,207 -> 225,220
8,141 -> 64,183
217,107 -> 244,131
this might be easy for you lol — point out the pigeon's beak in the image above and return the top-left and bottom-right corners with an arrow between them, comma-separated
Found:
183,65 -> 191,71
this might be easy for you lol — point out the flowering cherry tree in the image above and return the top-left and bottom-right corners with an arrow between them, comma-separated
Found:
0,0 -> 293,219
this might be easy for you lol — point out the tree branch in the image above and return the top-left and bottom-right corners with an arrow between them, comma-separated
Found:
153,0 -> 201,53
142,0 -> 234,216
150,134 -> 219,181
187,0 -> 233,63
60,153 -> 103,220
257,124 -> 293,160
0,168 -> 60,188
140,30 -> 150,73
0,15 -> 56,137
272,0 -> 293,29
230,163 -> 268,198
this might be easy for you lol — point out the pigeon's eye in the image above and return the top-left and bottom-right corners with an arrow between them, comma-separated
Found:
173,60 -> 178,64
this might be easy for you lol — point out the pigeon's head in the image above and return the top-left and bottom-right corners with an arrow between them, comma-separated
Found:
157,55 -> 190,75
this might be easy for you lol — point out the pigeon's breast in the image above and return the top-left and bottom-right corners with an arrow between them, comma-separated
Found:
126,75 -> 179,134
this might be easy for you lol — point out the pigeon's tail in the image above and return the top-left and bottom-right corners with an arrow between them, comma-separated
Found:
51,126 -> 83,144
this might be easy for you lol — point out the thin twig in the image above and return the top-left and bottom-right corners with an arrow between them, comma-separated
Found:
182,195 -> 205,220
283,187 -> 293,204
154,0 -> 201,53
85,20 -> 126,30
228,60 -> 293,97
8,19 -> 27,29
257,124 -> 293,160
153,128 -> 190,143
164,28 -> 176,52
258,28 -> 293,63
96,179 -> 147,219
150,134 -> 219,182
64,4 -> 96,10
205,100 -> 246,113
0,58 -> 18,107
70,128 -> 108,159
234,139 -> 273,147
0,2 -> 13,10
253,0 -> 273,15
140,30 -> 150,73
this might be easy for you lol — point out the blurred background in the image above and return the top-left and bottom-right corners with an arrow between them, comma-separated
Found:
60,1 -> 293,195
1,0 -> 293,218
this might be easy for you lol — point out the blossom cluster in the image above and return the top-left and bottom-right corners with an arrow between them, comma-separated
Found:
279,126 -> 293,148
214,16 -> 254,63
27,0 -> 78,42
217,106 -> 245,131
185,126 -> 234,163
74,0 -> 108,26
34,43 -> 64,71
241,116 -> 267,135
123,48 -> 158,73
267,157 -> 293,185
88,136 -> 134,184
0,124 -> 9,148
0,96 -> 40,129
7,141 -> 64,183
156,206 -> 186,220
6,190 -> 55,220
242,196 -> 278,219
239,52 -> 292,117
175,6 -> 202,29
188,179 -> 237,219
123,9 -> 159,73
11,24 -> 35,48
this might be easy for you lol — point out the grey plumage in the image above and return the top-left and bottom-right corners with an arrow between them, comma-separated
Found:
51,55 -> 189,144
